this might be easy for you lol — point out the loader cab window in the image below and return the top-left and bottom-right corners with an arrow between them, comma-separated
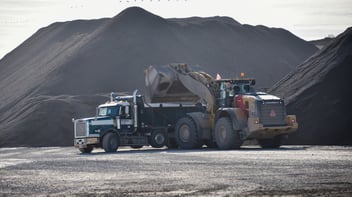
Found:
219,81 -> 255,101
234,84 -> 255,94
230,85 -> 240,96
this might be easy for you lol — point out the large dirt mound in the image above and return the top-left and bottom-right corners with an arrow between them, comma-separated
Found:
270,27 -> 352,145
0,7 -> 317,147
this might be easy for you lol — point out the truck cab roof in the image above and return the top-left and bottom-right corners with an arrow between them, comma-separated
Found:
98,100 -> 130,108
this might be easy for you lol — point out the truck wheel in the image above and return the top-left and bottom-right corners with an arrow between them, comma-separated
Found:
150,130 -> 166,148
79,146 -> 93,153
215,117 -> 242,150
102,132 -> 119,153
175,117 -> 201,149
258,135 -> 282,149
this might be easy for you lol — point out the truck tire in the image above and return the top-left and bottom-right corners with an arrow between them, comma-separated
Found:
79,146 -> 93,154
215,117 -> 242,149
258,135 -> 282,149
150,130 -> 167,148
175,117 -> 201,149
102,132 -> 119,153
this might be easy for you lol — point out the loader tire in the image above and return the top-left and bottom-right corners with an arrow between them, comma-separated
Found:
258,135 -> 282,149
215,117 -> 242,150
103,132 -> 119,153
175,117 -> 201,149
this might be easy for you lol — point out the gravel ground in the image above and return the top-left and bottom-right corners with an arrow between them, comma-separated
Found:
0,146 -> 351,196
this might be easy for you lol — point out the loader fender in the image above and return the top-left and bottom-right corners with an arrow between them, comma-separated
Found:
215,108 -> 247,131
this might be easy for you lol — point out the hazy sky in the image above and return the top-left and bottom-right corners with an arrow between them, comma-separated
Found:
0,0 -> 351,59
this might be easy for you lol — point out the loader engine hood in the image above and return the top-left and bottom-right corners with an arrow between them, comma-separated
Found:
240,92 -> 285,107
255,93 -> 281,101
245,92 -> 287,126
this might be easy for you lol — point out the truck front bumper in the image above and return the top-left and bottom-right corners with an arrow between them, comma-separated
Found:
247,115 -> 298,139
74,137 -> 100,148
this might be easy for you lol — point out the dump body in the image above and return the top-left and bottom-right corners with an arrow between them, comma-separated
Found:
142,103 -> 205,128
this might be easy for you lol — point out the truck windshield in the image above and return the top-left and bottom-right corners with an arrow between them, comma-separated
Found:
98,106 -> 119,117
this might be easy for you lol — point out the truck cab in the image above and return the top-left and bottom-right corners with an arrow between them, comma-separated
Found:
73,90 -> 205,153
73,91 -> 146,153
96,100 -> 133,132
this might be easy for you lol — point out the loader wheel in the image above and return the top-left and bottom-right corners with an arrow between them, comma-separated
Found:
258,135 -> 282,149
150,130 -> 167,148
102,132 -> 119,153
175,117 -> 201,149
215,117 -> 242,150
79,145 -> 93,154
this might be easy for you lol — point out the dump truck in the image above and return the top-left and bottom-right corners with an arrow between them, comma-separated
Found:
73,64 -> 298,153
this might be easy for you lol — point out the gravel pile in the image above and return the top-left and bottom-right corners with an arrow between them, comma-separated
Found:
0,7 -> 316,147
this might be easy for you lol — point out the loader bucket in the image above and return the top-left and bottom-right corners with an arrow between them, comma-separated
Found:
145,64 -> 199,103
144,64 -> 215,107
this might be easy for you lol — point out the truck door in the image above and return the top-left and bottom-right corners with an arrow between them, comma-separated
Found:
120,105 -> 134,132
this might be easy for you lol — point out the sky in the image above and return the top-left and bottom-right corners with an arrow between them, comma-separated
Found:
0,0 -> 351,59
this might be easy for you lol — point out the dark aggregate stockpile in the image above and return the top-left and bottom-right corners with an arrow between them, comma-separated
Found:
270,27 -> 352,145
0,7 -> 316,146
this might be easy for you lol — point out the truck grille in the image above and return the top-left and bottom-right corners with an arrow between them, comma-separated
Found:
259,102 -> 286,126
75,120 -> 87,137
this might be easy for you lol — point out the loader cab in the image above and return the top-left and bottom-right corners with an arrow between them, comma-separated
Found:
216,79 -> 256,107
